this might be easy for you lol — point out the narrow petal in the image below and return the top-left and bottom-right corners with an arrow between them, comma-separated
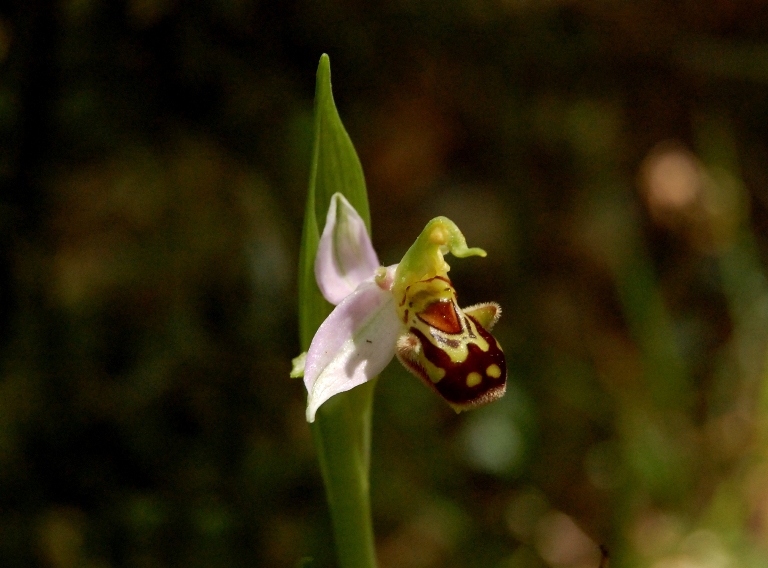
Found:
304,278 -> 401,422
316,193 -> 380,305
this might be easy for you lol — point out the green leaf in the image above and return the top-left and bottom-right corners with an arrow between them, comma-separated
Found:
296,54 -> 378,568
298,54 -> 371,350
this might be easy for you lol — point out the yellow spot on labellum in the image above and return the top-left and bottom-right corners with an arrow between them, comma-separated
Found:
486,364 -> 501,379
431,367 -> 446,383
466,372 -> 482,387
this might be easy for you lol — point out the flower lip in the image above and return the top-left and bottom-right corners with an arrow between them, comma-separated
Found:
315,193 -> 380,305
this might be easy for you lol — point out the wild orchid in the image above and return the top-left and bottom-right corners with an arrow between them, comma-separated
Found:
294,192 -> 507,422
295,55 -> 507,568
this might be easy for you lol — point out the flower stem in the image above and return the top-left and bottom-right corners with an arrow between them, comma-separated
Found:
311,381 -> 378,568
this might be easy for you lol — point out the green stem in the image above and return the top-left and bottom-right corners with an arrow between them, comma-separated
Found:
311,381 -> 378,568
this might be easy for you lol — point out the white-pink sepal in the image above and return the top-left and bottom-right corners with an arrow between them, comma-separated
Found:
304,275 -> 401,422
315,193 -> 380,305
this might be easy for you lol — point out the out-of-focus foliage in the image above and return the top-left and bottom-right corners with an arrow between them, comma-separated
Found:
3,1 -> 768,567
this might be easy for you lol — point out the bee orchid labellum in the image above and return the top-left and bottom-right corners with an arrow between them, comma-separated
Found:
293,192 -> 506,422
395,279 -> 506,412
391,217 -> 506,412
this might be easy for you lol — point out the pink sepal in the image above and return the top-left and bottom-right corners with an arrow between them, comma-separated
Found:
315,193 -> 380,305
304,275 -> 401,422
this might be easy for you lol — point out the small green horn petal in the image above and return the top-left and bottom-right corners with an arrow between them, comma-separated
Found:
393,217 -> 486,296
290,352 -> 307,378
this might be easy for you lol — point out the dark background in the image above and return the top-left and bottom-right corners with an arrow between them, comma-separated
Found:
3,1 -> 768,567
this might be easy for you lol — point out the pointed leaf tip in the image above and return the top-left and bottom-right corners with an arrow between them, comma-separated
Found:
311,53 -> 371,235
316,54 -> 331,93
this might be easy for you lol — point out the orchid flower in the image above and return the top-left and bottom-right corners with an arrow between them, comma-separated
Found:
293,192 -> 507,422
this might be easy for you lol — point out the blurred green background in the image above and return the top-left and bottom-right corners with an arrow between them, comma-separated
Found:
3,1 -> 768,567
